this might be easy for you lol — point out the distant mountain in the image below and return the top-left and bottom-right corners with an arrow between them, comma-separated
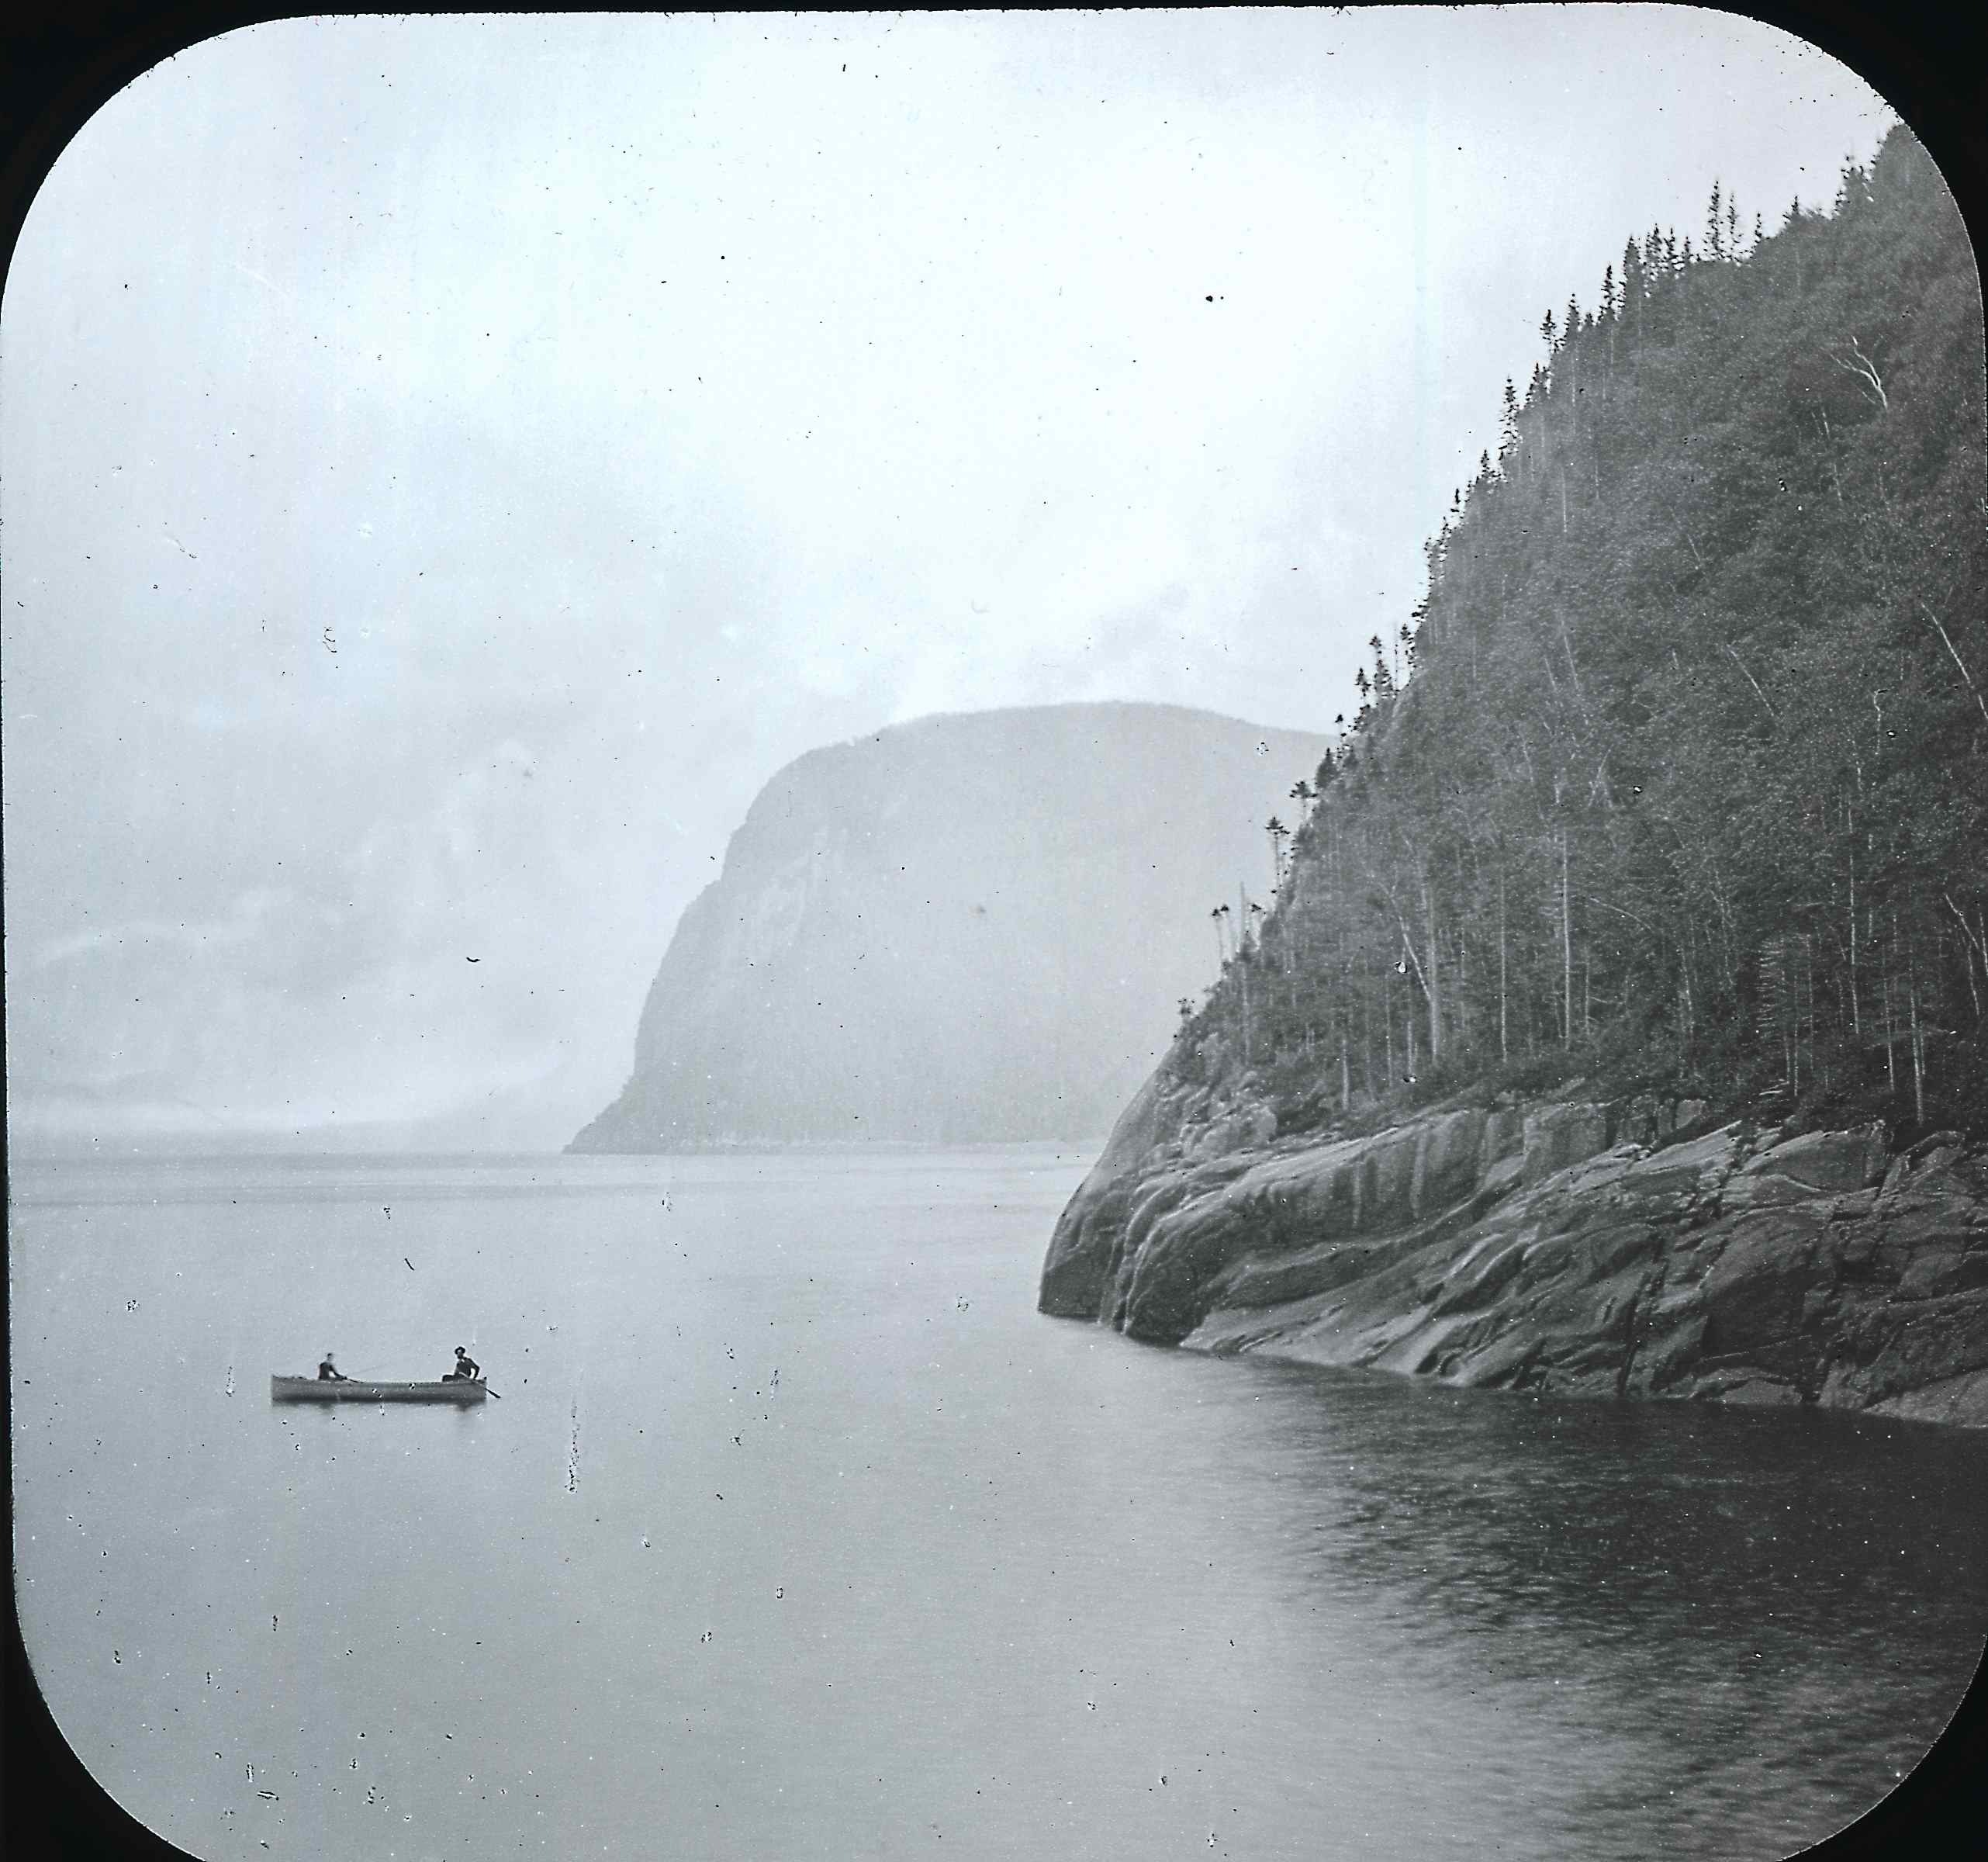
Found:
570,703 -> 1328,1149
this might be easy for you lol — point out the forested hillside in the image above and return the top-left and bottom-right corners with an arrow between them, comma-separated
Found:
1181,126 -> 1985,1143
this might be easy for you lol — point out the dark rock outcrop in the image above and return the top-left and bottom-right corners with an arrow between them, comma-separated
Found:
572,703 -> 1326,1148
1041,1082 -> 1988,1426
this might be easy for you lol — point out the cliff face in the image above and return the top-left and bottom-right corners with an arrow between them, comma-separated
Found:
1040,1079 -> 1988,1427
572,703 -> 1326,1148
1036,128 -> 1987,1427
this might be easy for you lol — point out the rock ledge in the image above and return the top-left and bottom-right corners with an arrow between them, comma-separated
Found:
1039,1085 -> 1988,1426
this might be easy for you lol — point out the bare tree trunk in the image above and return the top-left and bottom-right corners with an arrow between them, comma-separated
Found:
1882,933 -> 1897,1096
1847,829 -> 1860,1034
1800,935 -> 1813,1097
1910,977 -> 1925,1127
1421,877 -> 1443,1064
1499,868 -> 1509,1063
1561,826 -> 1575,1049
1945,891 -> 1985,1022
1457,923 -> 1469,1055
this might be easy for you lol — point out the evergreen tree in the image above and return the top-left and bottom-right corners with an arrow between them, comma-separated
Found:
1181,126 -> 1984,1142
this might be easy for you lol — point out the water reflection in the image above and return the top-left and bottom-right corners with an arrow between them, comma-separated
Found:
1213,1358 -> 1988,1858
14,1149 -> 1986,1862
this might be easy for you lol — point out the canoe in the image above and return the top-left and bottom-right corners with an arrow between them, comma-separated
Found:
271,1375 -> 487,1405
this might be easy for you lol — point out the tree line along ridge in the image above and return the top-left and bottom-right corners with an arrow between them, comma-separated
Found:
1179,127 -> 1986,1144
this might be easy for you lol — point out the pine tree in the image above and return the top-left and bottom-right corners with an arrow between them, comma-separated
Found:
1178,126 -> 1983,1140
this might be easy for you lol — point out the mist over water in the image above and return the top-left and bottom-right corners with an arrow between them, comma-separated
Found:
12,1148 -> 1986,1860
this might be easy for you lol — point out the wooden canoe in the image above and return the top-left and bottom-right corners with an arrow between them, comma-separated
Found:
271,1375 -> 487,1404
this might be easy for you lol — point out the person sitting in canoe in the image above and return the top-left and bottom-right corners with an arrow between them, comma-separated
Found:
318,1351 -> 348,1381
446,1345 -> 482,1383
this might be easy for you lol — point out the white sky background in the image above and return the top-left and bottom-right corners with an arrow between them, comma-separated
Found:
2,9 -> 1894,1147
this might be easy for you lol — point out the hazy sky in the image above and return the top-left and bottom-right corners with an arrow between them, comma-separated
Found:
2,9 -> 1896,1147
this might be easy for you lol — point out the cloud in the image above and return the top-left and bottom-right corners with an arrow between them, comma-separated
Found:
2,12 -> 1893,1145
29,888 -> 291,970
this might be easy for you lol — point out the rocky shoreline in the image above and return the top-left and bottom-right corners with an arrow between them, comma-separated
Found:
1039,1075 -> 1988,1427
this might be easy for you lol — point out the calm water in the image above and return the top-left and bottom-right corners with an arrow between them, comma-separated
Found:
10,1147 -> 1988,1861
